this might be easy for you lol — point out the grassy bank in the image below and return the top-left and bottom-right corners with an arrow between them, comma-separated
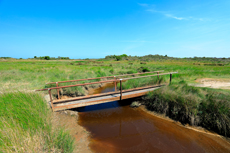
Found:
0,92 -> 74,152
143,81 -> 230,137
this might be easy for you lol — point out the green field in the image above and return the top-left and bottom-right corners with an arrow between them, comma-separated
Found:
1,58 -> 229,92
0,57 -> 230,152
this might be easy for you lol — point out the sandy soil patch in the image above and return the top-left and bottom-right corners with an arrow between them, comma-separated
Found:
193,78 -> 230,89
52,111 -> 92,153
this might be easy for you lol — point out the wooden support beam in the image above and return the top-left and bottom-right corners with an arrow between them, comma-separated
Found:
120,79 -> 122,100
170,73 -> 172,84
56,82 -> 60,99
48,89 -> 54,111
114,76 -> 117,92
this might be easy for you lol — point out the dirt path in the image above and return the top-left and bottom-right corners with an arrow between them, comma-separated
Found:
192,78 -> 230,89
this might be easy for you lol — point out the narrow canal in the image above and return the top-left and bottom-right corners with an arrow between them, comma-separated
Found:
76,83 -> 230,153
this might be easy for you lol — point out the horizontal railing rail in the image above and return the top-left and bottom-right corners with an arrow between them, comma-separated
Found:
46,70 -> 164,85
36,72 -> 177,91
36,79 -> 116,91
123,72 -> 178,80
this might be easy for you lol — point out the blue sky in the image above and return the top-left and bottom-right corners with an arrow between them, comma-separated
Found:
0,0 -> 230,59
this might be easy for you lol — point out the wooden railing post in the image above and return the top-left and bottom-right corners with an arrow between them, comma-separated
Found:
48,89 -> 54,111
120,79 -> 122,100
157,71 -> 159,79
170,73 -> 172,84
114,76 -> 117,91
56,82 -> 60,99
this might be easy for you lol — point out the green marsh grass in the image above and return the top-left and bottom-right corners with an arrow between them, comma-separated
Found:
143,81 -> 230,137
0,92 -> 74,152
1,59 -> 229,92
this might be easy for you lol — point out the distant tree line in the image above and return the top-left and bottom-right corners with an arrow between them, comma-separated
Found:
0,57 -> 13,59
104,54 -> 230,63
34,56 -> 70,60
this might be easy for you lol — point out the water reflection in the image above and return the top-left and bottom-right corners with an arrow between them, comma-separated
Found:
77,84 -> 230,153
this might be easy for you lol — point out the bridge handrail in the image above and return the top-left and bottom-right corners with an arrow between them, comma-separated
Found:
124,72 -> 178,80
52,84 -> 164,104
45,70 -> 164,85
36,72 -> 177,91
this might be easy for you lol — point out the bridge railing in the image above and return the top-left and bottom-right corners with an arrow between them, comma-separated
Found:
44,70 -> 164,100
36,72 -> 177,111
45,70 -> 164,85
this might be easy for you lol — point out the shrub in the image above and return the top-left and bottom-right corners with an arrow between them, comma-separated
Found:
137,67 -> 150,72
44,56 -> 50,60
127,70 -> 137,74
109,69 -> 114,74
115,56 -> 122,61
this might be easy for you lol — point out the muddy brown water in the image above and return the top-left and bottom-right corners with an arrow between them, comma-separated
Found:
75,83 -> 230,153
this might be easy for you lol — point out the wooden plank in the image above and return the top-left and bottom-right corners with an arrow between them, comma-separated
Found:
54,96 -> 120,111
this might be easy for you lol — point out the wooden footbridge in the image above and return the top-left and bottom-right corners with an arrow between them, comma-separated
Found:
36,71 -> 177,111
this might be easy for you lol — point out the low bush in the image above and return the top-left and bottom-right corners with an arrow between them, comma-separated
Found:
137,67 -> 150,72
109,69 -> 114,74
126,70 -> 137,74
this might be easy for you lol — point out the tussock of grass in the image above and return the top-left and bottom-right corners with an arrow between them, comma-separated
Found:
0,92 -> 74,153
199,93 -> 230,136
143,81 -> 230,137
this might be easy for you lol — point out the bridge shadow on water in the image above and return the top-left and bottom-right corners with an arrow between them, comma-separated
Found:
73,100 -> 131,112
73,83 -> 137,112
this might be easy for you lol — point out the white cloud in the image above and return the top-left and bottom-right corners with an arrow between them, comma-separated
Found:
165,14 -> 186,20
141,4 -> 205,21
146,9 -> 186,20
121,40 -> 155,43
